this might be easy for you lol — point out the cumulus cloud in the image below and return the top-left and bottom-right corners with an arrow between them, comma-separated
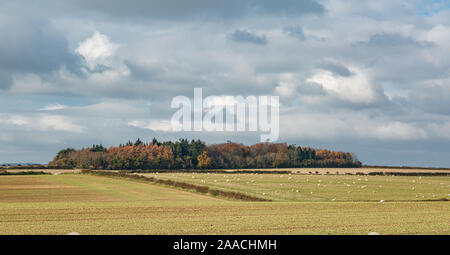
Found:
76,32 -> 120,72
424,25 -> 450,48
274,73 -> 301,99
306,67 -> 384,105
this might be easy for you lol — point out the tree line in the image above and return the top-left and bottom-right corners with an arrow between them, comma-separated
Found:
49,138 -> 362,170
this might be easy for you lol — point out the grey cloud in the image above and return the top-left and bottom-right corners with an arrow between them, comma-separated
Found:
124,60 -> 162,82
318,62 -> 354,77
357,33 -> 434,48
350,33 -> 440,84
283,26 -> 306,40
409,82 -> 450,115
298,82 -> 327,95
44,0 -> 324,20
0,70 -> 12,90
0,14 -> 81,79
230,29 -> 268,45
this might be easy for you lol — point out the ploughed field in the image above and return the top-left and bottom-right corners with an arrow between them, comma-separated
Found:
0,173 -> 449,234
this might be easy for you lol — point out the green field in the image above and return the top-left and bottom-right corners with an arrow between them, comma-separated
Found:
0,173 -> 449,234
142,172 -> 450,202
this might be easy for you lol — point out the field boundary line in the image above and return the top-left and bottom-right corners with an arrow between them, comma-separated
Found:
81,170 -> 271,202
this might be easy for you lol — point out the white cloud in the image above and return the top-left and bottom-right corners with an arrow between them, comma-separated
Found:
0,115 -> 84,133
274,73 -> 299,99
40,103 -> 68,111
423,25 -> 450,48
7,115 -> 29,126
420,25 -> 450,66
306,67 -> 381,104
128,120 -> 172,132
76,31 -> 119,71
37,115 -> 85,133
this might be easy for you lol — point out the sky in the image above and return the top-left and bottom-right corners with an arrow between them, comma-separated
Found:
1,0 -> 450,167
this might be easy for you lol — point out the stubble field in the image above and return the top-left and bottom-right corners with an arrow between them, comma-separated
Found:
0,172 -> 449,235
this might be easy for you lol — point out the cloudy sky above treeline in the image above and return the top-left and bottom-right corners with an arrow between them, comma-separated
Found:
1,0 -> 450,166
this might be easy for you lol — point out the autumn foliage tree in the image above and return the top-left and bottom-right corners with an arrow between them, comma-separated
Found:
197,151 -> 212,169
49,138 -> 361,170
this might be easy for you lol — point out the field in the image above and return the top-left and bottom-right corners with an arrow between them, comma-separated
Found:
0,172 -> 449,235
141,172 -> 450,202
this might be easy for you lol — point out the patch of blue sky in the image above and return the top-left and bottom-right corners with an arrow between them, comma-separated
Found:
412,0 -> 450,16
